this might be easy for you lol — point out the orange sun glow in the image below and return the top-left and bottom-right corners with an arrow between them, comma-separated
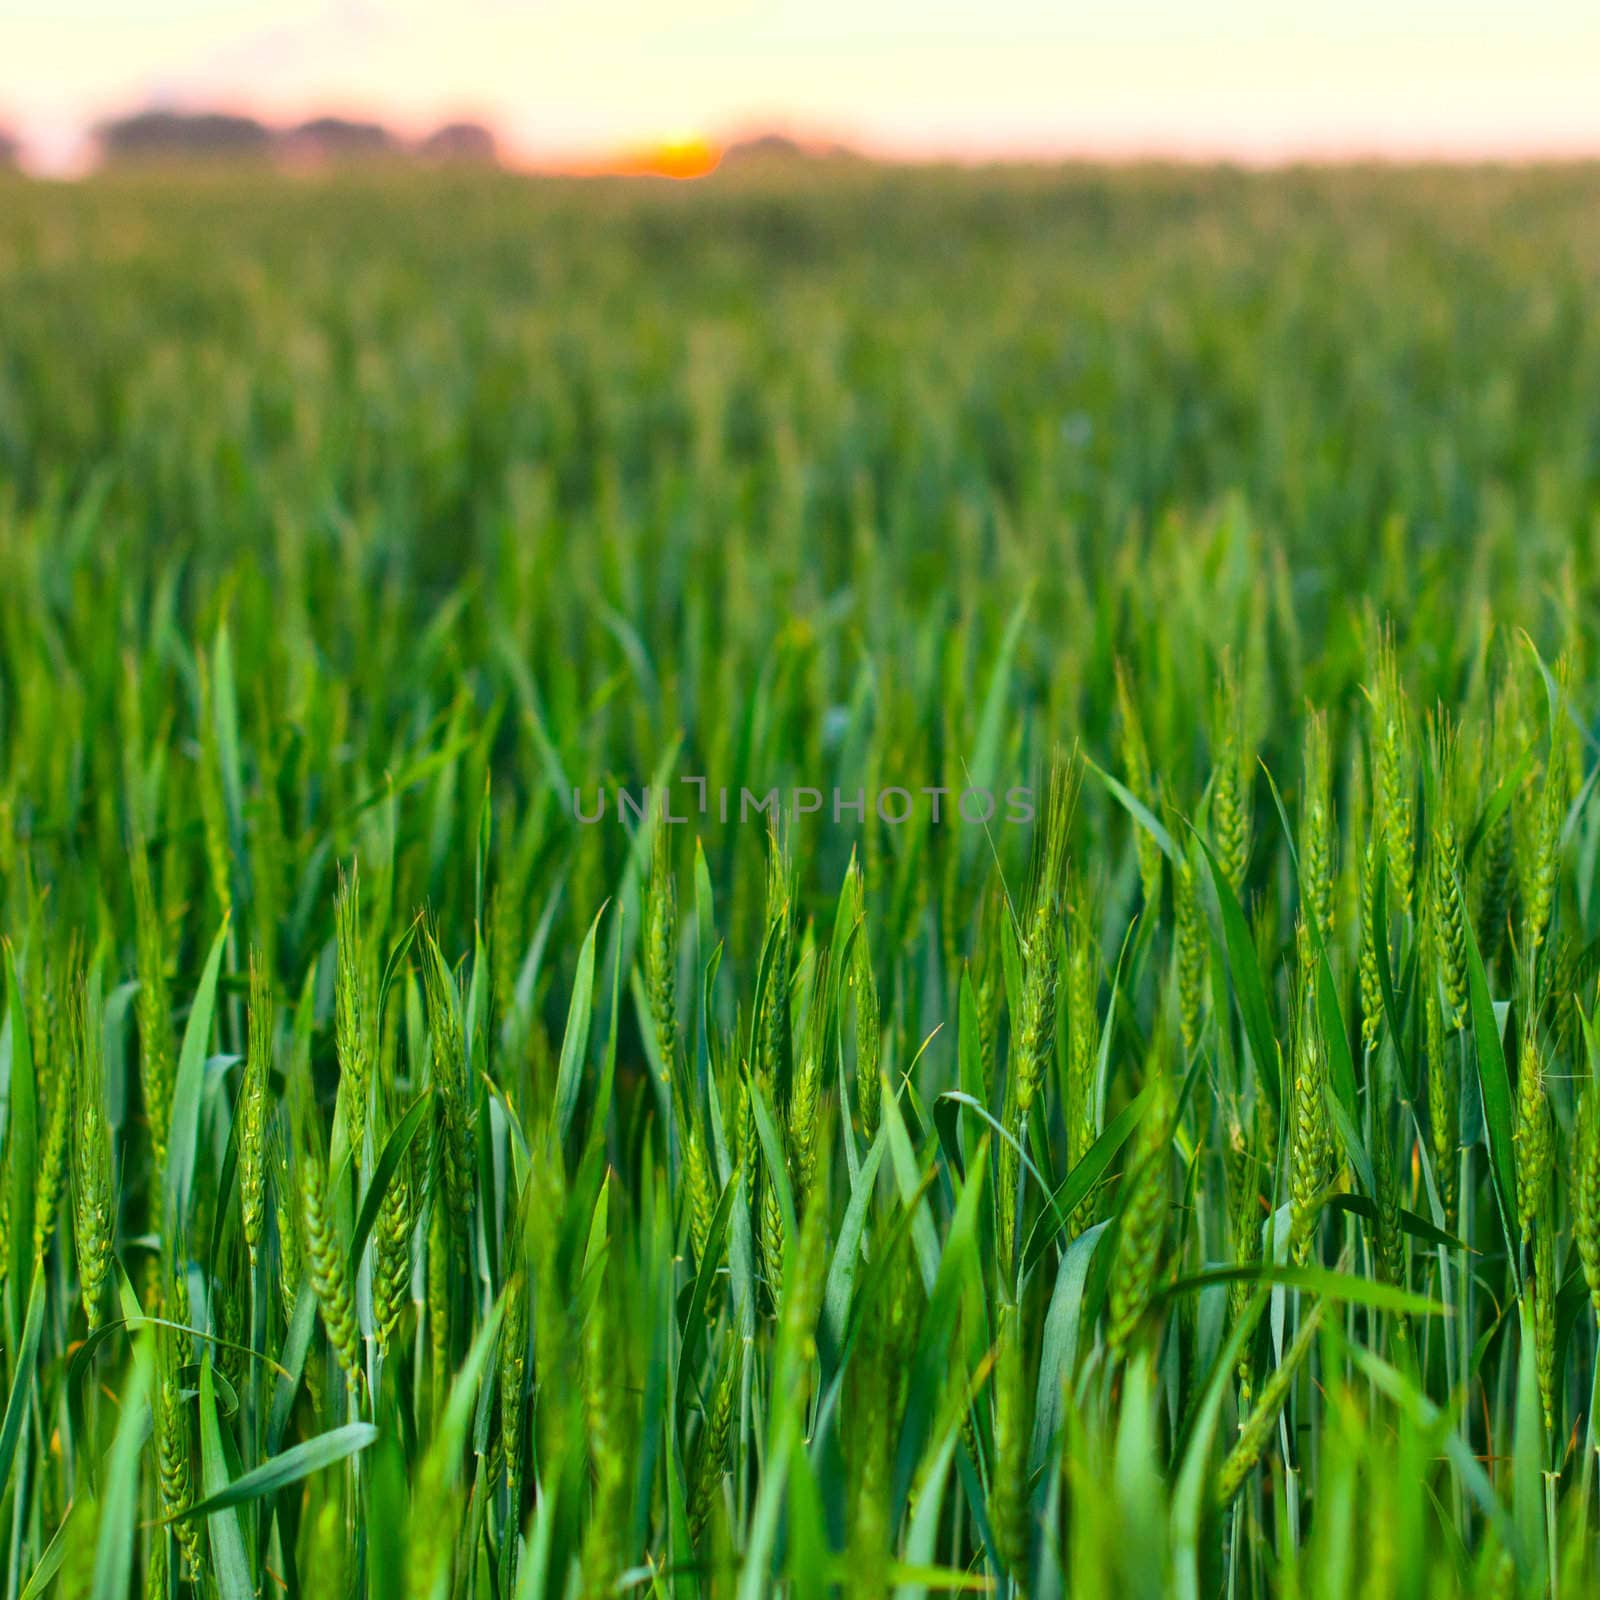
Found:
608,134 -> 722,179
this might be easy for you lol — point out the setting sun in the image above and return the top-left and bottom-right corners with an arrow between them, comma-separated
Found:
609,134 -> 721,180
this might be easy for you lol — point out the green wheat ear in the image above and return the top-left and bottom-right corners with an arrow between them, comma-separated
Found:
1367,628 -> 1414,918
1226,1098 -> 1260,1398
850,853 -> 881,1141
786,949 -> 830,1210
1067,880 -> 1101,1233
300,1123 -> 364,1400
1013,752 -> 1077,1120
1173,849 -> 1205,1057
1358,833 -> 1386,1056
1287,946 -> 1332,1266
1523,651 -> 1571,965
1576,1081 -> 1600,1318
130,833 -> 175,1181
334,862 -> 370,1166
194,652 -> 234,924
1428,715 -> 1469,1026
760,1145 -> 786,1309
498,1262 -> 529,1543
1369,1058 -> 1408,1341
70,956 -> 114,1329
373,1079 -> 415,1355
1210,651 -> 1253,896
1299,707 -> 1336,945
1000,750 -> 1078,1271
1514,1015 -> 1552,1244
423,931 -> 474,1255
426,1200 -> 452,1431
1474,663 -> 1524,963
32,935 -> 71,1266
1533,1184 -> 1558,1434
156,1314 -> 203,1583
645,818 -> 679,1084
1424,980 -> 1458,1230
683,1117 -> 716,1271
1107,1039 -> 1175,1359
757,828 -> 795,1108
1216,1300 -> 1324,1506
240,946 -> 272,1271
271,1118 -> 302,1321
689,1330 -> 738,1545
973,879 -> 1004,1109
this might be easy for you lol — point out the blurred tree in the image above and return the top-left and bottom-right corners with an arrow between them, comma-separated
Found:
418,122 -> 498,165
97,109 -> 273,164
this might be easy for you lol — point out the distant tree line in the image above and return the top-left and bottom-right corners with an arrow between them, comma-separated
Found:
0,116 -> 860,175
92,110 -> 498,168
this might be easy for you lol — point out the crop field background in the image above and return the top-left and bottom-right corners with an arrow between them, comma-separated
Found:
3,163 -> 1600,1597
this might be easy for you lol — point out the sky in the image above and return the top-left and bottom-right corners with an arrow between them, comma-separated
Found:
7,0 -> 1600,173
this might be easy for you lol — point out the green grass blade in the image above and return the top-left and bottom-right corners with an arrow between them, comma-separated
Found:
552,903 -> 605,1149
164,918 -> 230,1241
349,1089 -> 432,1273
1163,1262 -> 1447,1317
3,948 -> 38,1327
198,1353 -> 254,1598
1460,874 -> 1519,1250
0,1263 -> 44,1499
177,1421 -> 379,1523
1193,832 -> 1280,1112
89,1340 -> 152,1600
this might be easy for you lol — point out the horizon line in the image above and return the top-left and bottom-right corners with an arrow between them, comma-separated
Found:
14,117 -> 1600,181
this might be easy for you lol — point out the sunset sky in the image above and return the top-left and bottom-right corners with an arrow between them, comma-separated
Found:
7,0 -> 1600,172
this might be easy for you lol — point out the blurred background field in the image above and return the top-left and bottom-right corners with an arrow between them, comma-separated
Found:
5,162 -> 1600,724
4,163 -> 1600,905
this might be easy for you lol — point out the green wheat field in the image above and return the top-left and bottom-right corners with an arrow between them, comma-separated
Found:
3,162 -> 1600,1598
